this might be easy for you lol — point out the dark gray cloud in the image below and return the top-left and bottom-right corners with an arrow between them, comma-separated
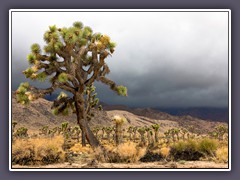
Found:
11,11 -> 229,108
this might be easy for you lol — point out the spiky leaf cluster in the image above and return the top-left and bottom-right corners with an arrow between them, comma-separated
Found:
112,115 -> 127,125
138,127 -> 146,135
116,86 -> 127,96
31,43 -> 41,53
151,124 -> 160,132
51,92 -> 73,116
58,73 -> 68,83
15,82 -> 36,104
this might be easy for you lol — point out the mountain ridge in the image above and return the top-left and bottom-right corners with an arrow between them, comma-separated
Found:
11,93 -> 227,134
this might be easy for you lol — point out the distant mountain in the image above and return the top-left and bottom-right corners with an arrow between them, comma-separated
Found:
101,102 -> 229,123
43,97 -> 229,122
156,107 -> 229,122
11,93 -> 227,134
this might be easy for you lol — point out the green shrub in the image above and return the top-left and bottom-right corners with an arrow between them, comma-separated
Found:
198,138 -> 217,156
170,138 -> 219,161
170,140 -> 202,161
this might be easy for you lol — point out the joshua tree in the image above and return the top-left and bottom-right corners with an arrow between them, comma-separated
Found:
70,126 -> 81,142
164,130 -> 171,144
208,131 -> 218,139
174,128 -> 181,141
132,126 -> 138,142
145,127 -> 153,145
169,128 -> 178,142
215,124 -> 228,141
92,127 -> 101,138
12,122 -> 18,134
15,22 -> 127,148
112,115 -> 126,145
101,127 -> 106,139
105,126 -> 113,143
151,124 -> 160,143
137,127 -> 146,146
127,126 -> 133,141
61,122 -> 69,133
39,125 -> 49,136
180,128 -> 188,141
15,127 -> 28,138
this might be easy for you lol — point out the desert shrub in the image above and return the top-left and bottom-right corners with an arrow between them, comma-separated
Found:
198,138 -> 218,156
98,142 -> 146,163
139,144 -> 170,162
12,136 -> 65,165
215,146 -> 228,163
139,151 -> 163,162
170,140 -> 202,161
170,138 -> 220,161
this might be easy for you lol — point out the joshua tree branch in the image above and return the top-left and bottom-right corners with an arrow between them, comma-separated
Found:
98,76 -> 118,92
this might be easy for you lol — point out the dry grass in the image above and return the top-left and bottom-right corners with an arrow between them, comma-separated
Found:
12,136 -> 65,165
69,143 -> 93,154
160,147 -> 170,158
94,141 -> 146,163
215,146 -> 228,163
116,142 -> 146,162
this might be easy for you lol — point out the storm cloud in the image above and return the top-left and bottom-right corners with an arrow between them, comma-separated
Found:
11,11 -> 229,108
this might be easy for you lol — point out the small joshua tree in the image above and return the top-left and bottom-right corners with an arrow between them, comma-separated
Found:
180,128 -> 188,141
215,124 -> 228,141
15,127 -> 28,138
127,126 -> 133,141
12,122 -> 18,134
208,131 -> 218,139
105,126 -> 113,143
169,128 -> 177,142
151,124 -> 160,143
39,125 -> 49,136
132,126 -> 138,142
61,122 -> 69,133
137,127 -> 146,146
164,130 -> 171,144
92,126 -> 101,139
69,126 -> 81,142
101,127 -> 106,139
112,115 -> 126,145
15,21 -> 127,148
145,127 -> 153,146
174,128 -> 181,141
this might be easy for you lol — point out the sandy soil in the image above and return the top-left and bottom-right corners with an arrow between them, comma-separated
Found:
12,161 -> 228,169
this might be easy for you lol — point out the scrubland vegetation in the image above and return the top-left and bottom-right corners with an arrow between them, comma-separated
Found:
11,119 -> 228,168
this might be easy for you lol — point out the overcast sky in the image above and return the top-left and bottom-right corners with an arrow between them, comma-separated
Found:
11,10 -> 229,108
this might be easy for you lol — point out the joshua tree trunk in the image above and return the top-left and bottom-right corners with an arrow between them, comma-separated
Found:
81,131 -> 86,146
106,133 -> 111,143
140,134 -> 146,146
154,130 -> 158,143
133,132 -> 137,142
115,125 -> 121,145
147,131 -> 152,145
75,92 -> 100,148
129,132 -> 132,141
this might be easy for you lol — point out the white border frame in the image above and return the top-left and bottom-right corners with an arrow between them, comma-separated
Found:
9,9 -> 231,171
